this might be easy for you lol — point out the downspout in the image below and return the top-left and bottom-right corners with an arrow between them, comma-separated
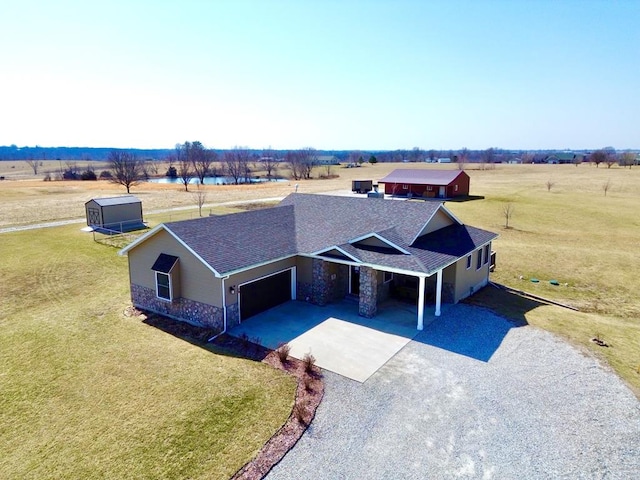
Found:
208,275 -> 229,342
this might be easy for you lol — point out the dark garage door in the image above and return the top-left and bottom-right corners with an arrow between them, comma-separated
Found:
240,270 -> 292,321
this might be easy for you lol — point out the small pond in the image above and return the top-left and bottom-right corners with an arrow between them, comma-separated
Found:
148,176 -> 287,185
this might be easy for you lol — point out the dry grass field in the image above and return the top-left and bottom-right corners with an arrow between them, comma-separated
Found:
0,223 -> 296,479
1,160 -> 639,479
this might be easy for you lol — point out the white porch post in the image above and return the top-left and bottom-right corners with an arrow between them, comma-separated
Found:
417,276 -> 425,330
435,269 -> 442,317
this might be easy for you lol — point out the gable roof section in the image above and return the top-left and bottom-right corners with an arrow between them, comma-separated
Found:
164,205 -> 298,275
378,169 -> 466,186
87,195 -> 141,207
408,224 -> 497,273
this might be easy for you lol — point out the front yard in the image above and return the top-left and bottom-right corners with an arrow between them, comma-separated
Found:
0,225 -> 296,479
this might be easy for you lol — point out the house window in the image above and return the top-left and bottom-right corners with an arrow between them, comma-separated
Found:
383,271 -> 393,283
402,184 -> 409,190
156,272 -> 171,300
427,186 -> 433,191
454,185 -> 459,192
483,245 -> 490,265
476,248 -> 483,270
151,253 -> 179,302
466,255 -> 472,269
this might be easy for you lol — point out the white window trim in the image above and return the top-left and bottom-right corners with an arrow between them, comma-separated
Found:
466,255 -> 472,270
483,245 -> 490,265
383,271 -> 393,284
155,271 -> 173,301
476,248 -> 483,270
402,184 -> 409,189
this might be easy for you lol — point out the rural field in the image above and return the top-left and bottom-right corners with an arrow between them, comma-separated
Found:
1,160 -> 639,478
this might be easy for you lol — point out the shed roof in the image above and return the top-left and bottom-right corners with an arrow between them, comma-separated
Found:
87,195 -> 141,207
151,253 -> 179,273
378,169 -> 466,186
122,193 -> 496,277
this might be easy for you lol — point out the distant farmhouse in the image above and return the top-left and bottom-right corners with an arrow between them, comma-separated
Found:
118,194 -> 496,333
545,152 -> 586,164
378,169 -> 470,198
85,195 -> 145,233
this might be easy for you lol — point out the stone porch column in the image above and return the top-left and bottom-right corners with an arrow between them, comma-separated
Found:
358,266 -> 378,318
311,259 -> 331,306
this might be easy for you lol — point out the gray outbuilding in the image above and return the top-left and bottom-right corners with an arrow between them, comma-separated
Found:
85,195 -> 145,232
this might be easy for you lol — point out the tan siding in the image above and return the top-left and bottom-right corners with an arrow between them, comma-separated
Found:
127,229 -> 222,307
452,245 -> 491,302
416,209 -> 455,237
297,256 -> 313,284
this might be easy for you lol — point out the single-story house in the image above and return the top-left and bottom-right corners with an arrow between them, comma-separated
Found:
85,195 -> 145,232
118,193 -> 497,334
378,169 -> 470,198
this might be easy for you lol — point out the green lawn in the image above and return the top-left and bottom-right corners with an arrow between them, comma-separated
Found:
0,225 -> 296,479
449,164 -> 640,396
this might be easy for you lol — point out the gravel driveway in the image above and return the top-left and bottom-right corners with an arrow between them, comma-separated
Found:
267,304 -> 640,479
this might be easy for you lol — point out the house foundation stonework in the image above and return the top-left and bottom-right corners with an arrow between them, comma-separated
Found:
358,266 -> 378,318
226,303 -> 240,329
131,284 -> 224,331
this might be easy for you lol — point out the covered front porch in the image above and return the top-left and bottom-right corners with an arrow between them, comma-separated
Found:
305,257 -> 446,331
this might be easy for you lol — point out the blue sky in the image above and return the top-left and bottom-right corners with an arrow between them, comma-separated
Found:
1,0 -> 638,150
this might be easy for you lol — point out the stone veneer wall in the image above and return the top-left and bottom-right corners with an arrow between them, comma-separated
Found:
131,284 -> 224,332
299,261 -> 349,306
311,259 -> 331,306
358,266 -> 378,317
226,303 -> 240,329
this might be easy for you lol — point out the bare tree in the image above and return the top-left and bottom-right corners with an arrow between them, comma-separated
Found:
546,179 -> 556,192
286,151 -> 303,180
177,155 -> 192,191
25,158 -> 39,175
224,148 -> 252,185
168,144 -> 192,191
261,148 -> 279,179
521,153 -> 534,164
457,147 -> 468,170
286,149 -> 317,180
192,183 -> 207,217
604,156 -> 617,169
187,141 -> 216,184
324,163 -> 333,177
108,150 -> 144,193
590,150 -> 607,168
299,148 -> 318,179
602,180 -> 612,196
502,203 -> 514,229
618,152 -> 636,169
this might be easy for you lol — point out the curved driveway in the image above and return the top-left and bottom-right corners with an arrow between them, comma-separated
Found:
267,304 -> 640,479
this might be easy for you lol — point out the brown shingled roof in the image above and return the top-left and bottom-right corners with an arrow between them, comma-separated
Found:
154,193 -> 496,276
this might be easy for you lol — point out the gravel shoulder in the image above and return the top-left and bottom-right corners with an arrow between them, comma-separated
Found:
267,304 -> 640,479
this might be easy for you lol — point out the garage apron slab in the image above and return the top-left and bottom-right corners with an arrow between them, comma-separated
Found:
228,300 -> 419,382
288,317 -> 416,382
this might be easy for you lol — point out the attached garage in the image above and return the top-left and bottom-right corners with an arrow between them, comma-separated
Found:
239,269 -> 294,321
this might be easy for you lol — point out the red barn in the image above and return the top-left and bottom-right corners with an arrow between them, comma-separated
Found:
378,169 -> 470,198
